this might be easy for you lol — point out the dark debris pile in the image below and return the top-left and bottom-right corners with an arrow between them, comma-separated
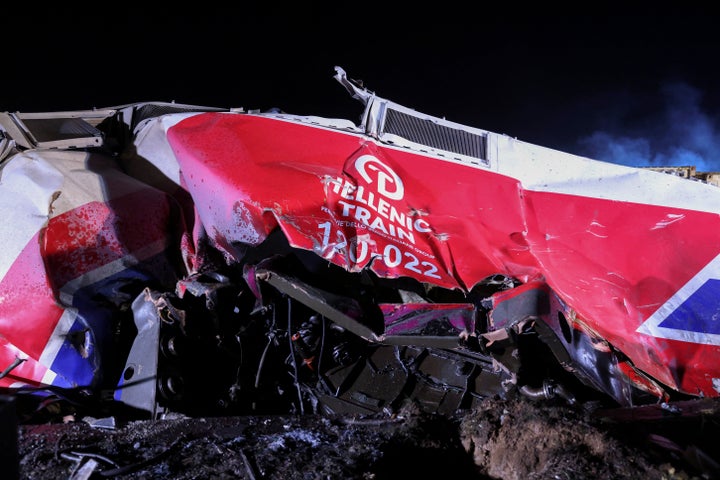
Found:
12,395 -> 720,480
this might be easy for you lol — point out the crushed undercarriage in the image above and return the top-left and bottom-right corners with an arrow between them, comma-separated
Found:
114,230 -> 648,421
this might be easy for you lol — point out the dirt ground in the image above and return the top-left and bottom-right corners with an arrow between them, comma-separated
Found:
11,394 -> 720,480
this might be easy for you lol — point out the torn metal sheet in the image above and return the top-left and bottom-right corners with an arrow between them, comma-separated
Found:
381,303 -> 475,337
0,147 -> 181,394
116,288 -> 164,416
0,68 -> 718,420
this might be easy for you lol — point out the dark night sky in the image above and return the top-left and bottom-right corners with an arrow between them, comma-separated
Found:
5,7 -> 720,170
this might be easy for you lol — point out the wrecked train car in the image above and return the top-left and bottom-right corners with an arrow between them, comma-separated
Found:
0,67 -> 718,420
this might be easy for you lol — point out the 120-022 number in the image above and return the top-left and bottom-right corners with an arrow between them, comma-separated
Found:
317,221 -> 440,279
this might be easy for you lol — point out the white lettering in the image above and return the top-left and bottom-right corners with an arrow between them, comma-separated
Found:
355,206 -> 372,224
414,219 -> 431,232
369,217 -> 388,234
355,155 -> 404,200
330,174 -> 425,245
338,200 -> 356,217
377,198 -> 390,217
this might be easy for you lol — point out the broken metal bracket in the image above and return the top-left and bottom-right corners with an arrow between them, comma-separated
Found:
115,288 -> 162,417
255,269 -> 383,342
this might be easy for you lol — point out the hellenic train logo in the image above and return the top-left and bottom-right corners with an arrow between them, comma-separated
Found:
355,155 -> 404,200
637,253 -> 720,345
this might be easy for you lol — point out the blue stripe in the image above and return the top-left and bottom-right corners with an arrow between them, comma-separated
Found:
658,279 -> 720,334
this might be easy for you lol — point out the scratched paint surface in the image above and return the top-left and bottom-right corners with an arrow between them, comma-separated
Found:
167,112 -> 720,397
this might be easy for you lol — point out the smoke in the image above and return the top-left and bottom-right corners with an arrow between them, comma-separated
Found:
577,82 -> 720,172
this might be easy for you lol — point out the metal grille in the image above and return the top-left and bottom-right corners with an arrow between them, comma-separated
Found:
383,108 -> 487,160
21,117 -> 102,144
